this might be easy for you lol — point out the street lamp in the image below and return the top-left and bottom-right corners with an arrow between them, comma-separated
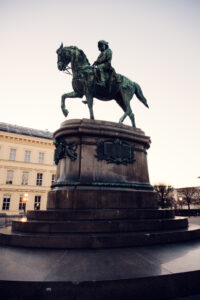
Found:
179,197 -> 183,209
22,193 -> 28,216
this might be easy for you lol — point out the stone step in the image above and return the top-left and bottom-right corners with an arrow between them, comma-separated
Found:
27,208 -> 175,221
12,217 -> 188,234
0,224 -> 200,249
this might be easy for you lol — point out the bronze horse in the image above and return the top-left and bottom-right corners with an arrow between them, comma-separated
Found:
56,44 -> 149,127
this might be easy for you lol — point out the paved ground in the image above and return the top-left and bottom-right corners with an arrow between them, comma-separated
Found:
175,218 -> 200,300
176,294 -> 200,299
1,223 -> 200,299
1,215 -> 200,299
188,217 -> 200,225
1,238 -> 200,299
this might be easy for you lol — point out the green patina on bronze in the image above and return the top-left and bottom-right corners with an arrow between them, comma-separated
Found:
54,139 -> 78,164
96,139 -> 135,165
51,181 -> 154,190
54,138 -> 136,165
56,41 -> 149,127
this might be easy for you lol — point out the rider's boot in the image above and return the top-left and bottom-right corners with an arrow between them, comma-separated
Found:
97,68 -> 106,87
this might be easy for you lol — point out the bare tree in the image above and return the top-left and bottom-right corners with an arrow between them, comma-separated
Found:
194,188 -> 200,207
154,184 -> 174,208
178,187 -> 197,210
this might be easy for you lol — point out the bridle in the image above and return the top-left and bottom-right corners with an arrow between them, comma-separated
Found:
64,66 -> 72,76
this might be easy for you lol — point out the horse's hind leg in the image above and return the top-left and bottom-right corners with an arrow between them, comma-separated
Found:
119,112 -> 127,123
117,92 -> 136,127
128,109 -> 135,127
123,104 -> 135,127
115,95 -> 128,124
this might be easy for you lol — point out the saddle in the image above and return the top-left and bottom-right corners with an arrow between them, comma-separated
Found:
80,66 -> 122,96
94,67 -> 122,88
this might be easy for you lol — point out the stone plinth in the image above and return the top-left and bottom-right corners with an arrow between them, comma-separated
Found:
1,120 -> 200,300
1,119 -> 199,249
48,119 -> 156,209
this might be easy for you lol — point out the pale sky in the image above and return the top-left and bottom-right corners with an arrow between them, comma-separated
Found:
0,0 -> 200,188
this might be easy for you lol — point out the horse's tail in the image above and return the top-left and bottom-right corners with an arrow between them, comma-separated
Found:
134,82 -> 149,108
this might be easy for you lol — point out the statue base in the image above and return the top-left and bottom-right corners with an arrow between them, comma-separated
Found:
1,119 -> 199,249
1,119 -> 200,299
48,119 -> 156,209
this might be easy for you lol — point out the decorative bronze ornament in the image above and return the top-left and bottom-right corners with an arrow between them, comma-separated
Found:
54,138 -> 136,165
96,139 -> 135,165
54,139 -> 78,164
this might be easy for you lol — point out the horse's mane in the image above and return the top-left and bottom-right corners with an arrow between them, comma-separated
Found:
68,46 -> 90,65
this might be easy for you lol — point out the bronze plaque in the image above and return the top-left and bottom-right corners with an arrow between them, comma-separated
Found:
96,139 -> 135,165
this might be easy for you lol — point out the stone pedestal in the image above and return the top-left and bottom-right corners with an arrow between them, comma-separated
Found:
0,119 -> 198,248
48,119 -> 156,209
2,120 -> 200,300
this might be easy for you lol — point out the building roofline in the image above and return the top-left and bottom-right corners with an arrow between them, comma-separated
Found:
0,122 -> 53,140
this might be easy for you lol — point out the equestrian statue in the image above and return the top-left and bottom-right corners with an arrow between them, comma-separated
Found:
56,40 -> 149,127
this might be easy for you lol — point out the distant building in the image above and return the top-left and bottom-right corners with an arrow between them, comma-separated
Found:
0,122 -> 56,214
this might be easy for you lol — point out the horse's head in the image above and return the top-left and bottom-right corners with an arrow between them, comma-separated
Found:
56,43 -> 71,71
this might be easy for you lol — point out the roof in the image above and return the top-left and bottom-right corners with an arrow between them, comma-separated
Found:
0,122 -> 53,140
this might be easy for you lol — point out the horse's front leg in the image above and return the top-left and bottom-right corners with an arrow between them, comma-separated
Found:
61,91 -> 83,117
85,91 -> 94,120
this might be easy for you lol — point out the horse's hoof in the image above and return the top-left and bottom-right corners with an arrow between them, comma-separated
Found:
63,110 -> 69,117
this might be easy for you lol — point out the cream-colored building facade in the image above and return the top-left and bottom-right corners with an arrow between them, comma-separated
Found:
0,122 -> 56,214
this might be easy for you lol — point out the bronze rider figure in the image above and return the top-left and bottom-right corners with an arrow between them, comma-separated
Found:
93,40 -> 120,87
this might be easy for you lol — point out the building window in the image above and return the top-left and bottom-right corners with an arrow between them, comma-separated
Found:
22,172 -> 29,185
34,195 -> 41,210
6,170 -> 14,184
24,151 -> 31,162
2,195 -> 11,210
53,154 -> 55,165
36,173 -> 43,186
9,149 -> 16,161
51,174 -> 56,185
19,195 -> 26,210
38,152 -> 44,164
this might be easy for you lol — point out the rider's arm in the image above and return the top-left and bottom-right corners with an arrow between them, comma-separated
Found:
96,49 -> 112,64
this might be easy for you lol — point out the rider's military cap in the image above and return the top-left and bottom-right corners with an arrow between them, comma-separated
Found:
98,40 -> 109,46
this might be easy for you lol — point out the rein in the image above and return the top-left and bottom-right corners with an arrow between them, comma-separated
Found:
64,66 -> 72,76
62,46 -> 92,77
